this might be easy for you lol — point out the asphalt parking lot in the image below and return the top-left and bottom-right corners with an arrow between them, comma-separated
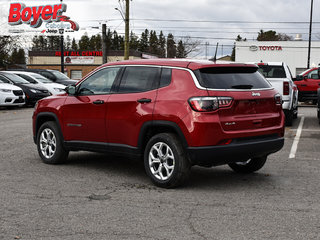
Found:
0,106 -> 319,240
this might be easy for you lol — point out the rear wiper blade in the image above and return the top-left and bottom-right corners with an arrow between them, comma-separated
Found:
231,84 -> 253,89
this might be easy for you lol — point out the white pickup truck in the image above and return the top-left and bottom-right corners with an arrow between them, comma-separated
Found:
257,62 -> 298,126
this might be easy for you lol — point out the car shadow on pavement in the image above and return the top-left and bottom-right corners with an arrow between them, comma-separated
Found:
65,151 -> 147,178
186,166 -> 274,190
63,151 -> 274,190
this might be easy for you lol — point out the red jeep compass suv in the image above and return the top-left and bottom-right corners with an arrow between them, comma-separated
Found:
32,59 -> 285,188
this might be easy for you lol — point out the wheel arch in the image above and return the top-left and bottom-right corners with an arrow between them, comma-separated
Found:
34,112 -> 64,144
138,120 -> 189,154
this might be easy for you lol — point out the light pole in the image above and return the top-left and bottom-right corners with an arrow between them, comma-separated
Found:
307,0 -> 314,69
115,0 -> 129,60
60,0 -> 64,73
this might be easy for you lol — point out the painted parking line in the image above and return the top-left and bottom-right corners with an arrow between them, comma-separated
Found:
289,116 -> 305,159
288,129 -> 320,132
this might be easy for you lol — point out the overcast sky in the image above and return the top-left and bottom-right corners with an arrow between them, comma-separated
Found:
1,0 -> 320,58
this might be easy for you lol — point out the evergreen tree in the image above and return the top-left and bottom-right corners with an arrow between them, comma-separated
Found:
38,36 -> 47,50
47,36 -> 60,50
257,30 -> 292,41
16,48 -> 26,64
176,40 -> 187,58
166,33 -> 176,58
9,48 -> 25,64
94,34 -> 102,50
129,31 -> 139,51
78,33 -> 90,50
89,34 -> 102,50
106,29 -> 112,51
71,38 -> 78,51
31,36 -> 40,50
138,29 -> 149,52
149,30 -> 159,55
112,31 -> 120,50
10,48 -> 18,64
158,31 -> 166,58
89,35 -> 97,50
257,30 -> 279,41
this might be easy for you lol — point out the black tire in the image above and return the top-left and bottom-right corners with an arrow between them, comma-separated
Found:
284,109 -> 294,126
293,106 -> 298,119
228,156 -> 267,174
144,133 -> 191,188
37,121 -> 69,164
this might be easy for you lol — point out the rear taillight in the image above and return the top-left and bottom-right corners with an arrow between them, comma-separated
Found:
274,93 -> 282,105
188,97 -> 233,112
283,82 -> 289,95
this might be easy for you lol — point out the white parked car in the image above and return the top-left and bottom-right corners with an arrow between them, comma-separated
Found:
8,71 -> 66,95
0,78 -> 25,107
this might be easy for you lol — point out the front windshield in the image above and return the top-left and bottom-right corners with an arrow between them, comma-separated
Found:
31,73 -> 52,83
2,72 -> 29,84
50,71 -> 70,80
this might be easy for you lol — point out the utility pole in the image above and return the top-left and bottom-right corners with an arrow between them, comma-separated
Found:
102,23 -> 108,63
307,0 -> 314,69
60,0 -> 64,73
124,0 -> 130,60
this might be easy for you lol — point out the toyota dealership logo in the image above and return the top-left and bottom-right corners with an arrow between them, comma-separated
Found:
249,45 -> 258,51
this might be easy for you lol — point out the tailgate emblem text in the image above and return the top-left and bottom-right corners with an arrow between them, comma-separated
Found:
252,92 -> 261,97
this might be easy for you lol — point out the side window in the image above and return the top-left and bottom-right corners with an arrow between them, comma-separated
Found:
78,67 -> 120,95
17,74 -> 37,84
40,71 -> 54,80
118,67 -> 160,93
308,70 -> 319,79
159,68 -> 172,88
0,75 -> 10,84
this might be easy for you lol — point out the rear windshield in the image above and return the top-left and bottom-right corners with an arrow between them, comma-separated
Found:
194,67 -> 271,89
30,73 -> 52,83
50,70 -> 70,80
258,65 -> 286,78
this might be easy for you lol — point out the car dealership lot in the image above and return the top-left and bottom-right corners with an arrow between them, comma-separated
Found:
0,106 -> 319,240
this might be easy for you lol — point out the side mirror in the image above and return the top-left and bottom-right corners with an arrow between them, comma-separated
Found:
65,85 -> 76,95
295,75 -> 303,81
318,67 -> 320,79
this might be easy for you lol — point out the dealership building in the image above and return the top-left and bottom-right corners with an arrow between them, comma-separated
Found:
27,50 -> 156,80
235,41 -> 320,76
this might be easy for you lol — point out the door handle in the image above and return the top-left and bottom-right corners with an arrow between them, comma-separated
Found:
301,84 -> 307,87
137,98 -> 152,104
92,100 -> 104,105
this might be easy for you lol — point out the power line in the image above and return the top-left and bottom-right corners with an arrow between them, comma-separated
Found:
79,18 -> 320,24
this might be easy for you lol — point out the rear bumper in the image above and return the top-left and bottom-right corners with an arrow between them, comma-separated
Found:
187,136 -> 284,167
